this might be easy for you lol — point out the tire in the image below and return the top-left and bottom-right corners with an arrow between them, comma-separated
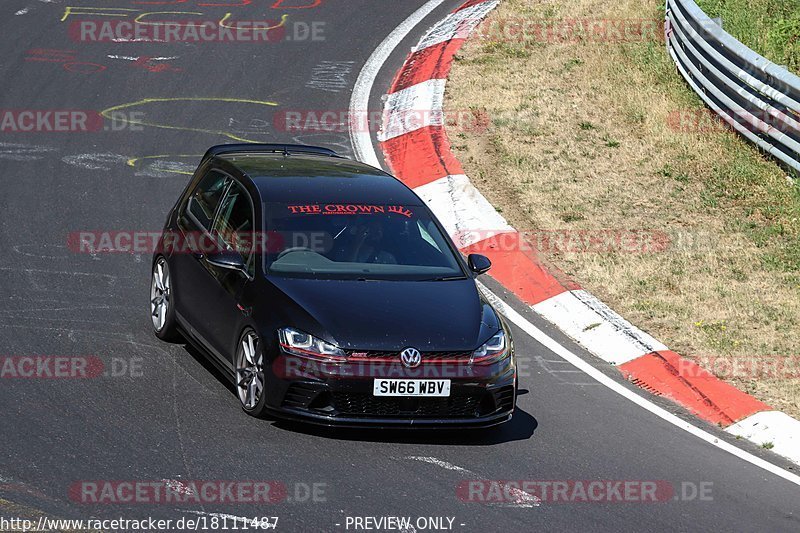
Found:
150,256 -> 181,342
235,329 -> 269,417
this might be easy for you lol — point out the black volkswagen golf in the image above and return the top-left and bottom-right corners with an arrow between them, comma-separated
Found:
151,143 -> 516,427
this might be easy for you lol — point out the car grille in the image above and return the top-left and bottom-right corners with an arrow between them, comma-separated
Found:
346,350 -> 474,362
330,392 -> 483,418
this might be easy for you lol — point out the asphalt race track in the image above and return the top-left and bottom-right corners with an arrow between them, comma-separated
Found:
0,1 -> 799,531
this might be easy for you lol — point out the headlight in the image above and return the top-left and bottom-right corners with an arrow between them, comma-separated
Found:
470,330 -> 509,365
278,327 -> 347,362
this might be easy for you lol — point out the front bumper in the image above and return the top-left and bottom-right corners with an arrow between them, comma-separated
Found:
263,354 -> 517,427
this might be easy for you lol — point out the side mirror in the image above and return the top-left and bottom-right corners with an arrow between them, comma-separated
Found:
467,253 -> 491,275
206,250 -> 250,279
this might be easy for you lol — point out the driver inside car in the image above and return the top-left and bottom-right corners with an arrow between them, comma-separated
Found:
347,219 -> 397,264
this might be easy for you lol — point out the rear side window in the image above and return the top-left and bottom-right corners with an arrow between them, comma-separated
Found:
185,170 -> 230,231
212,181 -> 255,273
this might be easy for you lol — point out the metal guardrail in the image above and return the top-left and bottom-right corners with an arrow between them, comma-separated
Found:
666,0 -> 800,173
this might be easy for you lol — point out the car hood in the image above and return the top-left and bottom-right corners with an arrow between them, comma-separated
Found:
268,277 -> 500,352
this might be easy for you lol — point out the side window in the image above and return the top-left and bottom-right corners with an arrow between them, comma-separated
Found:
212,181 -> 255,270
184,170 -> 230,232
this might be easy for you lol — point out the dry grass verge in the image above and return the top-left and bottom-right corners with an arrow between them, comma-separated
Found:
446,0 -> 800,417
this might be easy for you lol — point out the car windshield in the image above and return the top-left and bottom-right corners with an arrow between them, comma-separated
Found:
263,202 -> 466,281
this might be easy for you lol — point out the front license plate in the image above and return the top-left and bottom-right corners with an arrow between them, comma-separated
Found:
373,379 -> 451,397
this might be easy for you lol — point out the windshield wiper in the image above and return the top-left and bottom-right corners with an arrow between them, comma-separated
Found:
421,275 -> 466,281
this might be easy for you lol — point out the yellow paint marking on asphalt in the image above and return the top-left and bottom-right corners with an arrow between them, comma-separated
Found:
219,12 -> 289,29
126,154 -> 204,175
100,97 -> 279,142
61,7 -> 137,22
133,11 -> 204,27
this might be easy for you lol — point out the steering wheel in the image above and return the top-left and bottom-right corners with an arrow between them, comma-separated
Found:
276,246 -> 315,260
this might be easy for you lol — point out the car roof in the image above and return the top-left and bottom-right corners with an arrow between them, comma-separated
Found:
214,151 -> 425,205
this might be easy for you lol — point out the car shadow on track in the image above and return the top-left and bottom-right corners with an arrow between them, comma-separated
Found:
270,407 -> 537,446
182,343 -> 537,445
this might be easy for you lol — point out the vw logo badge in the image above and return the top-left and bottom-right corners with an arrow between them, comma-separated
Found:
400,347 -> 422,369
